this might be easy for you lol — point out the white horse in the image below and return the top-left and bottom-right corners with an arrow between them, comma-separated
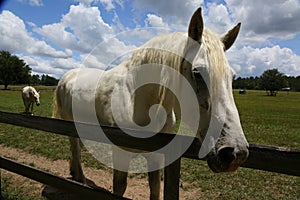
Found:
22,86 -> 40,114
53,8 -> 249,199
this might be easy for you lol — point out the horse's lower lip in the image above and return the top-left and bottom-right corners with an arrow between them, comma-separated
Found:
206,152 -> 246,173
207,154 -> 227,173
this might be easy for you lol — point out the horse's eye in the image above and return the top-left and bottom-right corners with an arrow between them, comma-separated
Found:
193,70 -> 201,77
193,67 -> 206,80
192,67 -> 202,76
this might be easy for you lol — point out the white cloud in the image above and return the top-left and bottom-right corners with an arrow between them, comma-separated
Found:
18,0 -> 43,7
74,0 -> 94,5
30,3 -> 136,77
34,23 -> 79,52
132,2 -> 236,35
226,0 -> 300,45
28,0 -> 43,6
117,28 -> 160,47
145,14 -> 168,28
227,45 -> 300,77
76,37 -> 136,70
60,3 -> 115,53
197,1 -> 300,78
99,0 -> 115,11
59,4 -> 136,65
204,3 -> 233,34
134,0 -> 204,26
19,54 -> 83,78
74,0 -> 123,11
0,11 -> 71,58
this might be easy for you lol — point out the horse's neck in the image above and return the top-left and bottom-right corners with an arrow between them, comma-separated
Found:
101,61 -> 178,128
100,33 -> 189,127
31,89 -> 37,96
27,88 -> 33,95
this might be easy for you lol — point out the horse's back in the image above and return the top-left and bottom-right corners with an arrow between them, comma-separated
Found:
54,68 -> 105,121
22,86 -> 30,94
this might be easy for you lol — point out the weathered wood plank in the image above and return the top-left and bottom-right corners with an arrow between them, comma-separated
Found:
0,110 -> 195,153
0,157 -> 130,200
0,111 -> 300,176
242,144 -> 300,176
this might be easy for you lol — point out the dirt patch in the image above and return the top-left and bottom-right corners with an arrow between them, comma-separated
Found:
0,144 -> 202,199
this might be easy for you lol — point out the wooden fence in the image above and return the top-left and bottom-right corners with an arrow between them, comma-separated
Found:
0,110 -> 300,199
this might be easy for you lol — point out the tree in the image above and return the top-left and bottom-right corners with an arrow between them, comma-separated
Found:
40,74 -> 59,86
233,76 -> 260,90
285,76 -> 300,92
0,50 -> 32,89
30,74 -> 41,85
293,76 -> 300,91
260,69 -> 285,96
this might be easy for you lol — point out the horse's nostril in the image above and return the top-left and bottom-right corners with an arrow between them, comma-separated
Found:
218,147 -> 236,164
236,148 -> 249,161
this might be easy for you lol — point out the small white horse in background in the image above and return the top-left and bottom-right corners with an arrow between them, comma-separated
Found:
53,7 -> 249,200
22,86 -> 40,114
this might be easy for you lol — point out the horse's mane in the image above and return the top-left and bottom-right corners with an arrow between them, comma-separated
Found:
202,29 -> 232,94
30,86 -> 38,94
129,32 -> 187,73
126,28 -> 231,105
130,29 -> 230,77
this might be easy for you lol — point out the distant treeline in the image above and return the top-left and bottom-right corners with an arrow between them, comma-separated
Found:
29,74 -> 59,86
233,76 -> 300,91
0,50 -> 59,89
0,73 -> 59,87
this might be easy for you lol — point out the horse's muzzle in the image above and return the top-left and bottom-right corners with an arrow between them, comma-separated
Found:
207,146 -> 249,172
36,103 -> 40,106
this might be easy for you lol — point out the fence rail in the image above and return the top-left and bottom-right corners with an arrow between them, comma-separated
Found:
0,157 -> 129,200
0,110 -> 300,199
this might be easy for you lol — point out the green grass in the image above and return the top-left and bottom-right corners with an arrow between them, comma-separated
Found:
1,173 -> 42,200
234,90 -> 300,148
0,86 -> 300,199
0,86 -> 71,161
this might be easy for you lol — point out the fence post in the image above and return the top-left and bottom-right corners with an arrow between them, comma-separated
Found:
0,169 -> 2,199
163,158 -> 181,200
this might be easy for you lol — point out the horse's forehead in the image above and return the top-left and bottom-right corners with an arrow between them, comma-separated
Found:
192,46 -> 208,69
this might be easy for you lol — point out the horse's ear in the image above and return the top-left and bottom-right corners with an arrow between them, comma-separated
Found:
188,7 -> 204,42
221,22 -> 241,51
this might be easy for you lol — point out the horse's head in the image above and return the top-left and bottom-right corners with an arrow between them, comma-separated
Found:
33,90 -> 40,106
184,8 -> 249,172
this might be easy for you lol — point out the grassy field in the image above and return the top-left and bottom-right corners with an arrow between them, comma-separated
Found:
0,86 -> 300,199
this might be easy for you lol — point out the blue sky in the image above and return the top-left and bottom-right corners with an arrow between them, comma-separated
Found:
1,0 -> 300,78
